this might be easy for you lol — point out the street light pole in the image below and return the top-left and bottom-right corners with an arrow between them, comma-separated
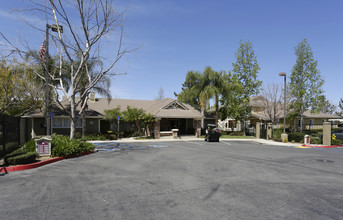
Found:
44,24 -> 63,136
45,24 -> 50,136
279,72 -> 287,133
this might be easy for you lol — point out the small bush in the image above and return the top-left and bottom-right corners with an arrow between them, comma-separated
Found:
332,139 -> 343,145
229,131 -> 244,136
288,132 -> 305,142
108,134 -> 117,140
310,137 -> 322,145
81,134 -> 107,141
273,128 -> 283,142
5,152 -> 38,165
23,139 -> 36,152
0,142 -> 20,158
75,132 -> 82,139
51,135 -> 95,157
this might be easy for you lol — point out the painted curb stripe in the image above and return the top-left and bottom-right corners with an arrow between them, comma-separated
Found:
0,151 -> 94,173
301,144 -> 343,148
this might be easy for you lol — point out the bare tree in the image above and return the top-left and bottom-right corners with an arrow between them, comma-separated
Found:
257,83 -> 283,124
1,0 -> 132,139
155,87 -> 165,100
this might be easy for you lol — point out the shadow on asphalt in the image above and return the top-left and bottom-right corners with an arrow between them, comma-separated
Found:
94,142 -> 168,152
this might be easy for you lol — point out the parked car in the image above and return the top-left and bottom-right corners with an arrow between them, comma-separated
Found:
205,124 -> 221,142
319,129 -> 343,140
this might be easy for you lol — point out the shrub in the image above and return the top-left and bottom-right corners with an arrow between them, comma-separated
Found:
5,152 -> 38,165
273,128 -> 283,142
22,139 -> 36,152
81,134 -> 107,141
288,132 -> 305,142
229,131 -> 244,136
310,137 -> 322,145
0,142 -> 20,158
51,135 -> 95,157
332,139 -> 343,145
108,134 -> 117,140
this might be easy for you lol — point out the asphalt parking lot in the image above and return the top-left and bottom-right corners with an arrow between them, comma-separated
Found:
1,140 -> 343,220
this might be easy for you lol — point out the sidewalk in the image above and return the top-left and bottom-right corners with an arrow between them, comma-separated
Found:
90,136 -> 301,147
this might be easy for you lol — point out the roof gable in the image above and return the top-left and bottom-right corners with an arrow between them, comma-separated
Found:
162,100 -> 188,110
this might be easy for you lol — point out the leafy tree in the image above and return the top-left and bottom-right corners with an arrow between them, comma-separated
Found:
230,41 -> 262,135
203,67 -> 228,127
122,106 -> 146,136
176,67 -> 228,128
141,113 -> 157,136
104,106 -> 122,131
289,39 -> 325,131
0,61 -> 43,116
176,71 -> 203,109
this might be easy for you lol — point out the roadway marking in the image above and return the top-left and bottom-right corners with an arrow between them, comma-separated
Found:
185,141 -> 205,146
220,141 -> 231,146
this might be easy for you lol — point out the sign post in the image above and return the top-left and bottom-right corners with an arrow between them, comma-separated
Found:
50,112 -> 54,135
117,116 -> 120,140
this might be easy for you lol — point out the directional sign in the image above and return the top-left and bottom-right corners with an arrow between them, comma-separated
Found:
117,116 -> 120,121
50,112 -> 54,118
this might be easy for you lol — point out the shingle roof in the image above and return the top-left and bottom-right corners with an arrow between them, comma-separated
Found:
24,97 -> 203,119
302,110 -> 341,119
88,98 -> 203,119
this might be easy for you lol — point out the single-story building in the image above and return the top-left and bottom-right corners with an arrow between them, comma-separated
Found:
23,96 -> 203,138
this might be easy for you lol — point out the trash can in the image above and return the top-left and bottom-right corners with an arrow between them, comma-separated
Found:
304,135 -> 310,145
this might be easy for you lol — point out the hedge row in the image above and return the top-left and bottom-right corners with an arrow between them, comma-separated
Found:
0,142 -> 20,158
3,144 -> 38,165
3,136 -> 94,165
5,152 -> 38,165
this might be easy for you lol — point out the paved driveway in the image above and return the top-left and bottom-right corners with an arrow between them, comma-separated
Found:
1,140 -> 343,220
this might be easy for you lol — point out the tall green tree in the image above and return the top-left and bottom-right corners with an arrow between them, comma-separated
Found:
220,72 -> 244,129
290,39 -> 325,131
230,41 -> 261,135
203,67 -> 228,127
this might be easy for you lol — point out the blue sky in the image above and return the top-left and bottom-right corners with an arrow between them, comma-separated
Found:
1,0 -> 343,106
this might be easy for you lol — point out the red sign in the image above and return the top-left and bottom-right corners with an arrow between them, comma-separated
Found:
38,141 -> 49,154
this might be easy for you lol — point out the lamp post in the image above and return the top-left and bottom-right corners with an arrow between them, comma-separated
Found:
279,72 -> 288,142
45,24 -> 63,136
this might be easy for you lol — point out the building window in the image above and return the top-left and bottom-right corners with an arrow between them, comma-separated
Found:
309,119 -> 314,128
52,118 -> 82,128
53,118 -> 63,128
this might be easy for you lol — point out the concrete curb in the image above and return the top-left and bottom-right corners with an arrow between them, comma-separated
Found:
0,151 -> 94,173
90,138 -> 301,147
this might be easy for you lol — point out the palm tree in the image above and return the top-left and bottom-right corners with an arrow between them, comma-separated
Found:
73,55 -> 111,137
177,67 -> 228,128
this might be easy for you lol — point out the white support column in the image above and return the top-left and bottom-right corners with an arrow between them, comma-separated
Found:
31,118 -> 35,138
